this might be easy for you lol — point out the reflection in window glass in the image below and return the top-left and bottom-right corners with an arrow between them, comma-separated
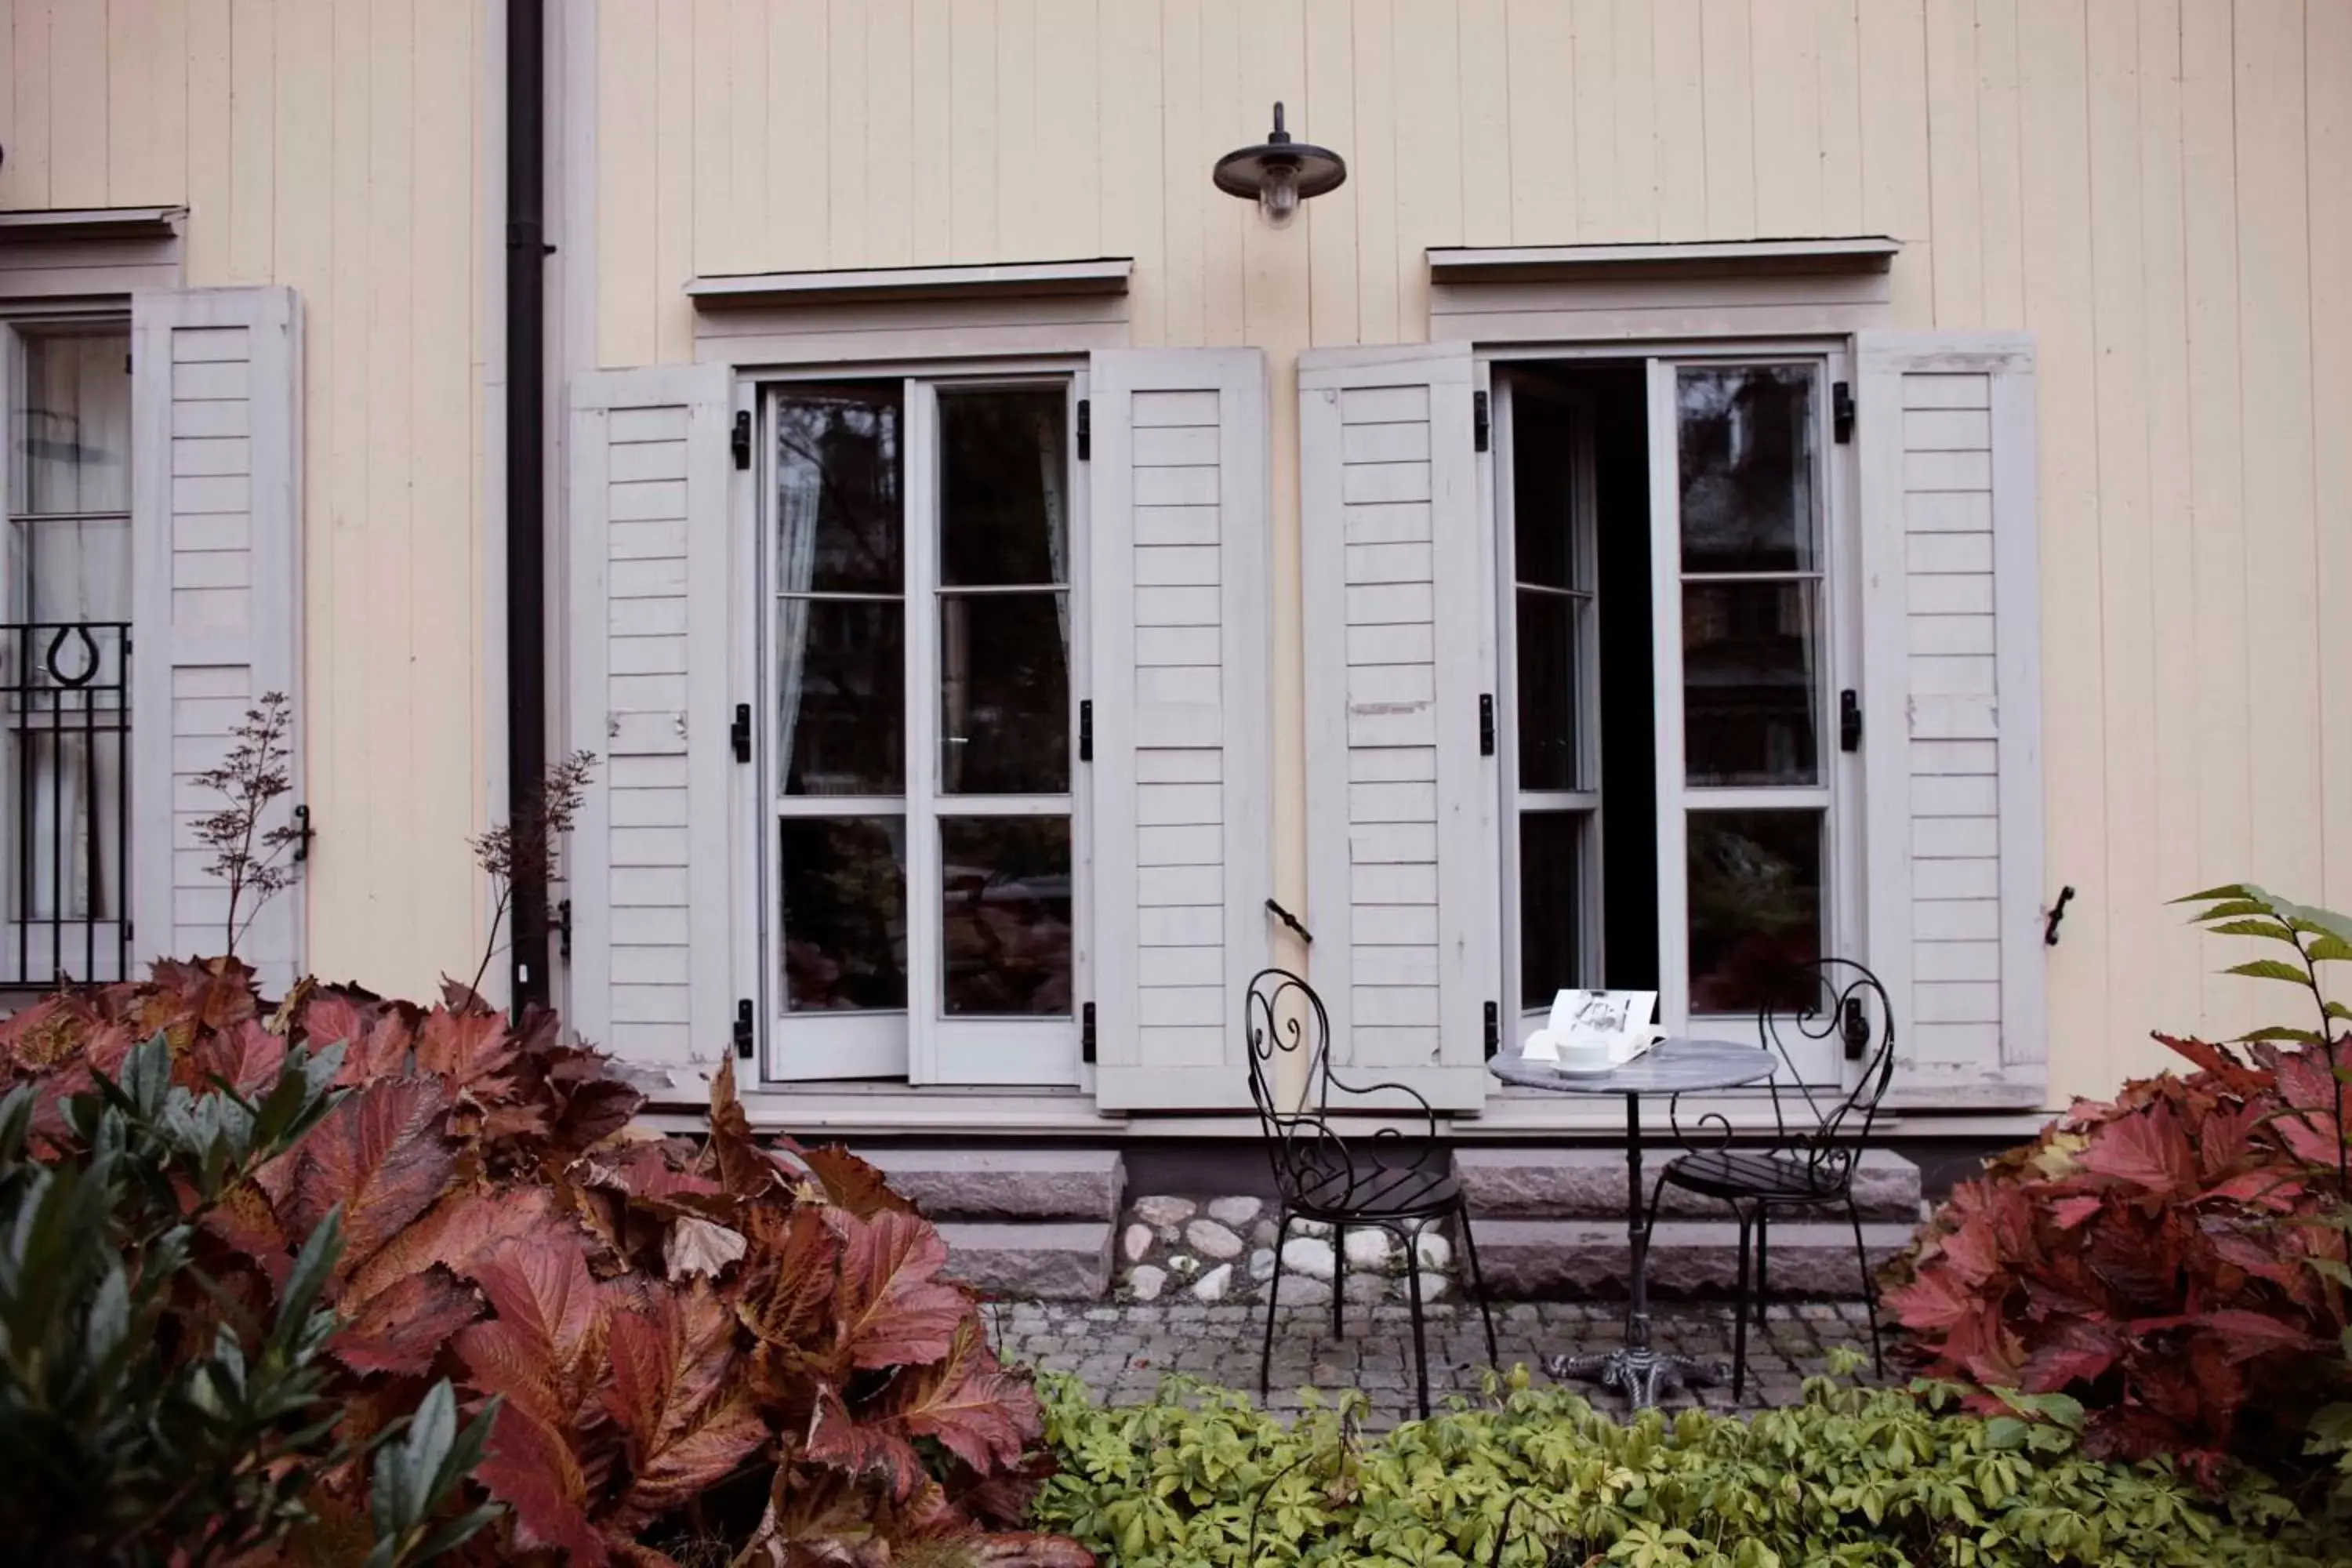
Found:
1515,587 -> 1581,793
1519,811 -> 1584,1011
941,816 -> 1073,1015
938,389 -> 1069,586
775,599 -> 905,795
774,387 -> 902,593
940,592 -> 1069,793
1675,366 -> 1817,573
1681,580 -> 1820,785
1686,811 -> 1822,1014
779,817 -> 908,1011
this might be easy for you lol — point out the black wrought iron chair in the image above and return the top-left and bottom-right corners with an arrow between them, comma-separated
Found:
1649,958 -> 1897,1399
1246,967 -> 1498,1417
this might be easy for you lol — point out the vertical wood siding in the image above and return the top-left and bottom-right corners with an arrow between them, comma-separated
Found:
593,1 -> 2352,1104
0,0 -> 491,1000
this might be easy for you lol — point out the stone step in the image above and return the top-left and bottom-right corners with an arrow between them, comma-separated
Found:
1468,1218 -> 1914,1301
938,1221 -> 1116,1301
1455,1146 -> 1921,1224
860,1148 -> 1124,1222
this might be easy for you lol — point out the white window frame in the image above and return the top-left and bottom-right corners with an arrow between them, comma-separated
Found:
752,358 -> 1091,1087
1492,372 -> 1603,1047
1481,339 -> 1863,1088
0,312 -> 136,987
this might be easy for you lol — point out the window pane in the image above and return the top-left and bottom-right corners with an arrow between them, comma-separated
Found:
1519,811 -> 1585,1011
941,815 -> 1073,1015
1681,580 -> 1820,786
938,388 -> 1069,587
775,599 -> 904,794
1686,810 -> 1823,1014
940,591 -> 1069,793
775,387 -> 902,594
780,816 -> 908,1011
1676,366 -> 1817,573
1515,588 -> 1581,791
1511,405 -> 1577,590
19,330 -> 131,517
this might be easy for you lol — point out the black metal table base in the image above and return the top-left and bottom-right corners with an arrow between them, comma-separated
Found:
1548,1346 -> 1730,1408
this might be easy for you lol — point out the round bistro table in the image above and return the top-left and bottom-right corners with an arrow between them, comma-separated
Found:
1489,1038 -> 1777,1407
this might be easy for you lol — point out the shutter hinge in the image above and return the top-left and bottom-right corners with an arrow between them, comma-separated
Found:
1838,688 -> 1861,752
291,804 -> 314,863
1075,398 -> 1091,460
1832,380 -> 1855,444
730,702 -> 752,763
1081,1002 -> 1097,1065
554,897 -> 572,961
1077,699 -> 1092,762
1472,389 -> 1490,452
731,409 -> 753,470
734,998 -> 755,1059
1842,995 -> 1870,1060
1479,693 -> 1495,756
1483,1001 -> 1500,1059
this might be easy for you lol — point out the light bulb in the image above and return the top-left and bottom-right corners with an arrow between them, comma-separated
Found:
1261,164 -> 1300,226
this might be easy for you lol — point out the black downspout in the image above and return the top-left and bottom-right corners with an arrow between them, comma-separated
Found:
504,0 -> 550,1011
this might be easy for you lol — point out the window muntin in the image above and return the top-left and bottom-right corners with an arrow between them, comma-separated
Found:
765,375 -> 1081,1070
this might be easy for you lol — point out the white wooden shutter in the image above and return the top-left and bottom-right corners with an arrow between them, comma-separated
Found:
564,364 -> 737,1101
1087,348 -> 1272,1109
130,287 -> 304,991
1299,342 -> 1498,1112
1855,332 -> 2045,1108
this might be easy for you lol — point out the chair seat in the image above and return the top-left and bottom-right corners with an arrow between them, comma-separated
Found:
1661,1148 -> 1848,1205
1287,1158 -> 1461,1222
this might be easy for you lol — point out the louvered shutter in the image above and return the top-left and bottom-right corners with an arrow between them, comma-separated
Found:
564,364 -> 739,1101
129,287 -> 305,992
1299,342 -> 1498,1111
1855,332 -> 2045,1108
1087,348 -> 1273,1109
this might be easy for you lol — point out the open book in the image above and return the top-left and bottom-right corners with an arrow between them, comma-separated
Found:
1521,990 -> 1663,1069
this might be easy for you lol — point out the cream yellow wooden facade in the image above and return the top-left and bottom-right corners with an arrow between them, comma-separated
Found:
5,1 -> 2348,1115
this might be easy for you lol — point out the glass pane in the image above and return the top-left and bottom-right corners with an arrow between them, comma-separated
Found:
1511,401 -> 1577,590
1675,365 -> 1817,573
19,331 -> 131,516
1515,588 -> 1581,791
775,386 -> 902,594
17,517 -> 131,622
1519,811 -> 1585,1011
941,815 -> 1073,1015
939,591 -> 1069,793
1686,810 -> 1823,1014
779,817 -> 908,1011
1681,580 -> 1820,786
775,598 -> 904,794
939,388 -> 1069,587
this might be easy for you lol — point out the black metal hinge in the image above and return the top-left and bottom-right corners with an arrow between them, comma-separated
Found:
1264,898 -> 1313,945
730,702 -> 752,763
734,999 -> 755,1059
554,897 -> 573,962
1832,380 -> 1855,444
1077,699 -> 1093,762
291,804 -> 315,863
1839,688 -> 1861,752
1081,1002 -> 1097,1065
1483,1001 -> 1500,1060
1472,389 -> 1490,452
2045,885 -> 2077,947
1075,398 -> 1091,460
1479,692 -> 1495,756
731,409 -> 752,470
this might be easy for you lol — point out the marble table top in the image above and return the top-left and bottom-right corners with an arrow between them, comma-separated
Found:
1486,1036 -> 1778,1096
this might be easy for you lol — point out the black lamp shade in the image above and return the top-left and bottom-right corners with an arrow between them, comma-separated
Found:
1214,103 -> 1346,204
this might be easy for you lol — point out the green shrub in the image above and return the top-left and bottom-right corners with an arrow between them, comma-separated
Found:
1031,1363 -> 2350,1568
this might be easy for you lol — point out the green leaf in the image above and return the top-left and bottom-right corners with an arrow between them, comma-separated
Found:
2202,918 -> 2301,942
2175,883 -> 2259,905
2305,935 -> 2352,964
2223,959 -> 2315,985
2237,1026 -> 2328,1044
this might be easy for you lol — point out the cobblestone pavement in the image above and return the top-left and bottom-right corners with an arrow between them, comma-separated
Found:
983,1298 -> 1885,1429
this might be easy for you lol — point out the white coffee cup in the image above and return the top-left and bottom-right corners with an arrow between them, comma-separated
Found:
1555,1036 -> 1613,1073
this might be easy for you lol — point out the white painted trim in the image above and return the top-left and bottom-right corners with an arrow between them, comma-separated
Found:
688,258 -> 1134,309
1428,236 -> 1900,285
0,208 -> 186,242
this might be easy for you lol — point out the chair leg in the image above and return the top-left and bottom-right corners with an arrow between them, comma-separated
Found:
1454,1205 -> 1499,1370
1330,1224 -> 1346,1337
1846,1196 -> 1883,1378
1402,1229 -> 1432,1421
1754,1207 -> 1770,1327
1731,1206 -> 1753,1405
1260,1210 -> 1293,1403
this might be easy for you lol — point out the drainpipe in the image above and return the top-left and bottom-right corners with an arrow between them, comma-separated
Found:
504,0 -> 550,1010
